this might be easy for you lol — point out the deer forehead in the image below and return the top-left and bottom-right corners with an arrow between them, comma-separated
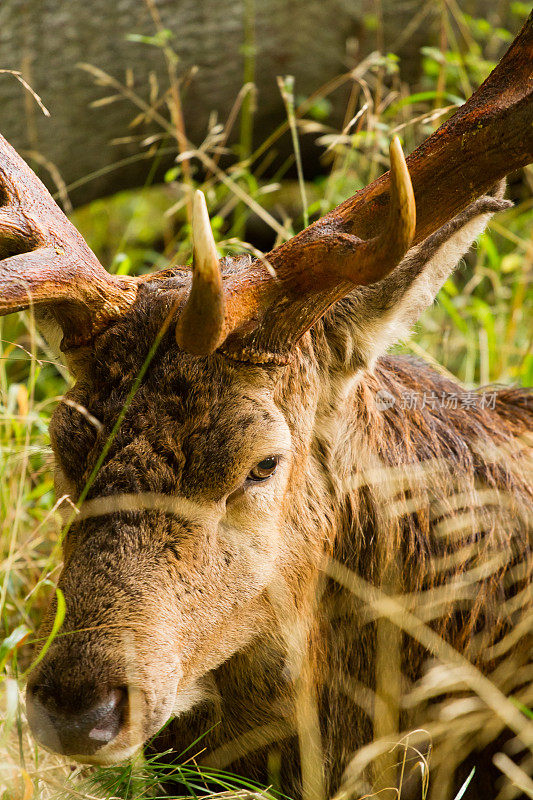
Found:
50,351 -> 295,505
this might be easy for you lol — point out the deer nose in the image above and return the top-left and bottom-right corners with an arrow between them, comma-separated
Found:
26,683 -> 128,757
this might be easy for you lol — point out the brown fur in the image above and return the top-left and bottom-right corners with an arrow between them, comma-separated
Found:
27,200 -> 532,799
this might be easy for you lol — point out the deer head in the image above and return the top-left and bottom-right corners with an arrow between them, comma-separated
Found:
1,14 -> 531,764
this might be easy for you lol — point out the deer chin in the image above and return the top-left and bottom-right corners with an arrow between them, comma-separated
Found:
71,741 -> 143,766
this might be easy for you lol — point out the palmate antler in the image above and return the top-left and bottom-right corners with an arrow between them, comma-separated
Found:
0,11 -> 532,360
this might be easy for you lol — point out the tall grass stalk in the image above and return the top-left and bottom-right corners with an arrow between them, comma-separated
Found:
277,76 -> 309,229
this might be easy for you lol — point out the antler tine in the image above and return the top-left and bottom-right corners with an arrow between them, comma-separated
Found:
335,136 -> 416,284
0,134 -> 137,348
175,190 -> 225,356
372,136 -> 416,268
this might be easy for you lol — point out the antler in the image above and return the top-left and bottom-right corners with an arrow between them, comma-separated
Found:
0,12 -> 531,361
0,135 -> 137,348
175,191 -> 226,355
220,136 -> 417,361
173,137 -> 415,360
180,11 -> 533,363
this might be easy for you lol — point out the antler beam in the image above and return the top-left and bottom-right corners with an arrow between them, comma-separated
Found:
327,10 -> 533,245
0,136 -> 137,348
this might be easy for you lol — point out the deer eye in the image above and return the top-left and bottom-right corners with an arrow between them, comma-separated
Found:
247,456 -> 279,482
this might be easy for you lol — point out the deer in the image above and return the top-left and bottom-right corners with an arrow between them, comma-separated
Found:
1,12 -> 532,800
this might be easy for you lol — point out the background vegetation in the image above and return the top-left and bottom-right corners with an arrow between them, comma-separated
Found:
0,2 -> 531,799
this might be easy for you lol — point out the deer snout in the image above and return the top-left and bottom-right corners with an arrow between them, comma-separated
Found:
26,682 -> 128,758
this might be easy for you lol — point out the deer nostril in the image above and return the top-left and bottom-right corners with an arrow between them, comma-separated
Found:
87,687 -> 127,743
26,683 -> 128,757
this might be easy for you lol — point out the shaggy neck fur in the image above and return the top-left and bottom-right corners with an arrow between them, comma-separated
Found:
153,347 -> 531,798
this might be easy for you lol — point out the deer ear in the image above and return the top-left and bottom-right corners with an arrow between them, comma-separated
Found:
321,184 -> 511,373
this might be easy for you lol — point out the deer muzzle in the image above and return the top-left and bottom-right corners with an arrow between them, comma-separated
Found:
26,683 -> 128,759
